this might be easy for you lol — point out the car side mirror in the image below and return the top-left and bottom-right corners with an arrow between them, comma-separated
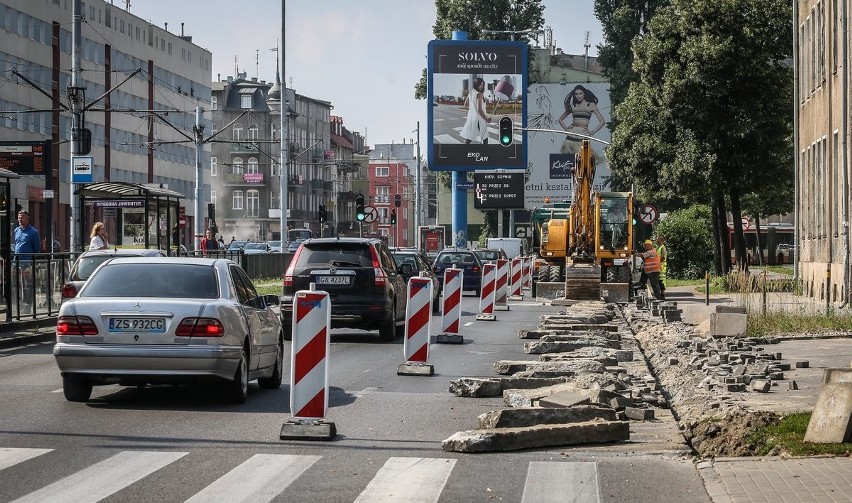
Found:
262,293 -> 281,307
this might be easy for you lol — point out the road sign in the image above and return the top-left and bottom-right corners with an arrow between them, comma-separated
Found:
741,217 -> 751,230
640,204 -> 659,224
473,171 -> 525,209
363,205 -> 378,223
427,39 -> 528,172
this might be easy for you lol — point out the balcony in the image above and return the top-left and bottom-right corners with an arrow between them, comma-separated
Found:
288,176 -> 304,186
230,141 -> 260,153
224,172 -> 266,185
310,180 -> 323,191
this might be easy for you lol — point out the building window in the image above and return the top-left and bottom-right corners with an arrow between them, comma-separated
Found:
211,96 -> 217,110
270,160 -> 277,177
247,157 -> 258,174
232,190 -> 244,210
232,157 -> 243,175
248,124 -> 258,139
241,94 -> 252,109
210,156 -> 217,176
246,190 -> 260,217
375,185 -> 389,204
210,189 -> 216,203
232,124 -> 242,141
376,166 -> 389,177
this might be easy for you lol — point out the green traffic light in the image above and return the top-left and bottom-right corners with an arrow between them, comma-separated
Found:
357,213 -> 365,222
501,135 -> 511,145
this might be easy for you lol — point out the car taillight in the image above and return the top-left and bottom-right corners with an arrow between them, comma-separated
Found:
283,246 -> 305,287
369,245 -> 387,286
175,318 -> 224,337
471,266 -> 480,273
57,315 -> 98,336
60,284 -> 78,299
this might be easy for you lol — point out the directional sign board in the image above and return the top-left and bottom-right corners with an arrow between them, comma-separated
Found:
427,39 -> 528,172
640,204 -> 659,224
474,171 -> 525,209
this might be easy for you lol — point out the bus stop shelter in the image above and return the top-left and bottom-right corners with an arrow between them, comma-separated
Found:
77,182 -> 185,255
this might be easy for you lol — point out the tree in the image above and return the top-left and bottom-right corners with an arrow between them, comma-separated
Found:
656,205 -> 714,279
414,0 -> 545,100
607,0 -> 793,271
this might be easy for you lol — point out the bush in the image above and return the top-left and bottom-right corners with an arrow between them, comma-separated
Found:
656,205 -> 714,280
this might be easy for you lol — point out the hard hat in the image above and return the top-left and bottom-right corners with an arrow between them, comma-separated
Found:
644,239 -> 653,246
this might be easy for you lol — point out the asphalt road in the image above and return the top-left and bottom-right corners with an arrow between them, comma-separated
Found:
0,294 -> 711,502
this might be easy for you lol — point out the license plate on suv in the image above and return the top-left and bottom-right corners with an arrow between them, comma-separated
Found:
315,275 -> 351,285
108,318 -> 166,333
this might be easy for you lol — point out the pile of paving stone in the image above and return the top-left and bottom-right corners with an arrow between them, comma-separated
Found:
442,300 -> 665,453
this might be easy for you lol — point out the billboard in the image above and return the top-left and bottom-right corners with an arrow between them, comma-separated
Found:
524,83 -> 612,208
427,40 -> 528,171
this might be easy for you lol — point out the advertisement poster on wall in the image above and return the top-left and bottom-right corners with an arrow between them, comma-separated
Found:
523,83 -> 612,209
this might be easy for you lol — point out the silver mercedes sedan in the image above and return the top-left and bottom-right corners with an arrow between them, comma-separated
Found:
53,257 -> 283,404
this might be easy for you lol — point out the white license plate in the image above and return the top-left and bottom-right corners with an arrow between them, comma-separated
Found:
315,275 -> 351,285
108,317 -> 166,333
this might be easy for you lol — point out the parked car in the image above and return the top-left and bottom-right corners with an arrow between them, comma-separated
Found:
391,249 -> 441,313
286,239 -> 305,253
266,240 -> 283,253
433,249 -> 483,296
281,237 -> 407,342
228,240 -> 249,251
473,248 -> 508,265
53,257 -> 283,403
242,242 -> 271,254
60,248 -> 166,302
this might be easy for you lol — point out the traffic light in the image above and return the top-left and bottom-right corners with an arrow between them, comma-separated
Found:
355,194 -> 365,221
394,193 -> 401,207
207,203 -> 215,221
390,208 -> 397,225
499,117 -> 513,146
318,204 -> 326,223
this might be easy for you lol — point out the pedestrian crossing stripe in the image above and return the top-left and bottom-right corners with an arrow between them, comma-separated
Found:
1,450 -> 602,503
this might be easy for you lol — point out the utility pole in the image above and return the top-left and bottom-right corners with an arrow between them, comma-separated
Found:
414,121 -> 421,249
193,107 -> 204,249
279,3 -> 289,242
69,0 -> 83,252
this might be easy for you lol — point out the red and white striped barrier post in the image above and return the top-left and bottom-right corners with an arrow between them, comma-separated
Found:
281,287 -> 336,440
475,263 -> 497,321
398,275 -> 434,375
436,267 -> 464,344
523,256 -> 533,290
494,258 -> 510,311
509,257 -> 524,301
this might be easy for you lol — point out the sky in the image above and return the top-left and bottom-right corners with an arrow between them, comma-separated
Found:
128,0 -> 604,149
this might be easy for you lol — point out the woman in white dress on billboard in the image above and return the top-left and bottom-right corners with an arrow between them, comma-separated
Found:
460,77 -> 492,144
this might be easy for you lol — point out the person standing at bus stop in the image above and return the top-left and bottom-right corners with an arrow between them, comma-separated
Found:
14,210 -> 41,312
656,235 -> 668,297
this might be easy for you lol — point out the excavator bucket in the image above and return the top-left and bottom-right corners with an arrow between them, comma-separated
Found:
564,262 -> 601,300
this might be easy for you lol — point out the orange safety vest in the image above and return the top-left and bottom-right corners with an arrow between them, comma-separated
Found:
643,250 -> 661,273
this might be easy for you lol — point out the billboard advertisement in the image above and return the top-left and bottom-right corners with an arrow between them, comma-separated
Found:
524,83 -> 612,208
427,40 -> 528,171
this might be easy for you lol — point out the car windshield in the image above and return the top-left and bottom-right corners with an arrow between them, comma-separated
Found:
244,243 -> 265,250
437,252 -> 476,266
267,241 -> 281,247
298,243 -> 373,267
73,256 -> 113,281
82,263 -> 219,298
392,253 -> 417,268
474,250 -> 500,261
228,241 -> 248,250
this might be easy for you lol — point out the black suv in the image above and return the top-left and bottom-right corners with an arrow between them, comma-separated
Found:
281,238 -> 408,341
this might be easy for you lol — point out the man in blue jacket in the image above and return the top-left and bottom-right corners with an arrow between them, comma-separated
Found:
14,210 -> 41,312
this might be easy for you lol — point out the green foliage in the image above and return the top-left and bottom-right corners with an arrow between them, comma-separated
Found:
655,205 -> 713,279
749,412 -> 852,456
414,0 -> 545,99
607,0 -> 793,212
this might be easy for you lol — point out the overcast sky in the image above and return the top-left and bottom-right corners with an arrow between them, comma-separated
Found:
128,0 -> 604,148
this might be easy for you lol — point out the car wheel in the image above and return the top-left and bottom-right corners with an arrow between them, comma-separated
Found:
379,306 -> 396,342
62,375 -> 93,402
225,349 -> 249,403
258,337 -> 284,390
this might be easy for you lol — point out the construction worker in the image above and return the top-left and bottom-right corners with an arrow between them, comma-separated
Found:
634,239 -> 664,300
656,234 -> 668,297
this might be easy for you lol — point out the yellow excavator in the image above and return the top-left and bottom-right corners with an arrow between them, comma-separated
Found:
532,140 -> 636,300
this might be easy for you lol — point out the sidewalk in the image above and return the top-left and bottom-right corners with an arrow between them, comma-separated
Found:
0,314 -> 56,349
664,285 -> 852,503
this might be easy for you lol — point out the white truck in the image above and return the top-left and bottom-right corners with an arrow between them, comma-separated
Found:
486,237 -> 526,259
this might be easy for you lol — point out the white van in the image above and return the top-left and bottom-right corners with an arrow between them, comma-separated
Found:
486,238 -> 525,259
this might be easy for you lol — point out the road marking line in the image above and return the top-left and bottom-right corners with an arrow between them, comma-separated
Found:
0,448 -> 52,471
354,457 -> 456,503
521,461 -> 600,503
185,454 -> 320,503
463,321 -> 474,327
11,450 -> 187,503
50,388 -> 63,393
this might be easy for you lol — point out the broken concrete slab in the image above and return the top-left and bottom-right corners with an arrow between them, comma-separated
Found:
448,378 -> 502,397
537,390 -> 592,408
441,421 -> 630,452
536,323 -> 620,332
477,406 -> 617,429
624,407 -> 655,421
493,359 -> 606,376
804,382 -> 852,443
524,340 -> 617,354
